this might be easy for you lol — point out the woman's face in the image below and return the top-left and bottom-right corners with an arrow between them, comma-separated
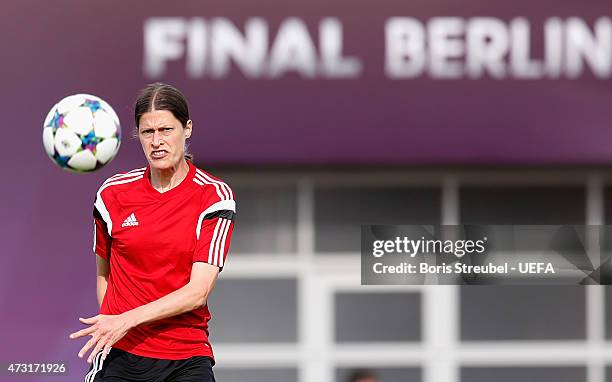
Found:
138,109 -> 192,171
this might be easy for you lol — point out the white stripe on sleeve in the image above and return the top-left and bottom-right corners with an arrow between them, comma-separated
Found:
207,219 -> 223,265
218,220 -> 231,267
213,219 -> 229,266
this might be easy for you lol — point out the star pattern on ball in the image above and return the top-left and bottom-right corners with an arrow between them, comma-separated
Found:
49,110 -> 63,130
82,131 -> 96,144
84,99 -> 102,113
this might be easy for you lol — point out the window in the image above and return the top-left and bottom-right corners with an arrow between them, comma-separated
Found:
460,186 -> 585,225
208,278 -> 298,342
315,187 -> 440,253
460,286 -> 585,340
461,367 -> 586,382
230,185 -> 297,254
335,292 -> 421,342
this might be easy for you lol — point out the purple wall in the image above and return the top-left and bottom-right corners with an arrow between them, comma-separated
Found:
0,0 -> 611,380
4,0 -> 612,167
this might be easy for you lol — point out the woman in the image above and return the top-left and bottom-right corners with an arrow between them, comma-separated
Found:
69,83 -> 236,382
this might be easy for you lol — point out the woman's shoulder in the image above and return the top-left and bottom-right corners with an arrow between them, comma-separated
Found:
192,165 -> 235,203
95,167 -> 147,194
193,166 -> 228,184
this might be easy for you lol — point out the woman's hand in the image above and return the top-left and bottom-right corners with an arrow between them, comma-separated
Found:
68,314 -> 135,363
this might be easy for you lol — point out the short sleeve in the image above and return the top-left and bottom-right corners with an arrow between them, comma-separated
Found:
194,209 -> 235,271
93,207 -> 112,261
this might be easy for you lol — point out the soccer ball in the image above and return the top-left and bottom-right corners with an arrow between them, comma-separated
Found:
42,94 -> 121,172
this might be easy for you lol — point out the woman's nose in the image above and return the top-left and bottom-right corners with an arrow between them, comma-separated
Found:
152,131 -> 162,146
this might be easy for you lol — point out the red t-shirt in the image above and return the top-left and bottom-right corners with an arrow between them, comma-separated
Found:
92,160 -> 235,361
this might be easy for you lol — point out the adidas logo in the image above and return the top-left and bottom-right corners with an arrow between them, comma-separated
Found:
121,213 -> 139,227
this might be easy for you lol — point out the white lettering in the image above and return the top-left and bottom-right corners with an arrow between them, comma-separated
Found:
142,17 -> 612,80
385,17 -> 426,78
544,17 -> 563,78
143,18 -> 187,78
186,19 -> 207,78
319,18 -> 362,78
211,18 -> 268,78
268,18 -> 317,78
466,18 -> 509,79
510,18 -> 543,78
428,17 -> 465,78
566,17 -> 612,78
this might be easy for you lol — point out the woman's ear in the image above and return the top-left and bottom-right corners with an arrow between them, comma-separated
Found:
185,120 -> 193,139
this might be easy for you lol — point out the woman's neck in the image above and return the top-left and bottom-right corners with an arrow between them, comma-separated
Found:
149,159 -> 189,193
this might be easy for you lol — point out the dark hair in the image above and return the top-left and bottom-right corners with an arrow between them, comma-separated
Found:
346,369 -> 378,382
134,82 -> 193,161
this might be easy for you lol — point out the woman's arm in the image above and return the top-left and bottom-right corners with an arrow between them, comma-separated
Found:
70,262 -> 220,363
124,262 -> 219,326
96,255 -> 110,308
